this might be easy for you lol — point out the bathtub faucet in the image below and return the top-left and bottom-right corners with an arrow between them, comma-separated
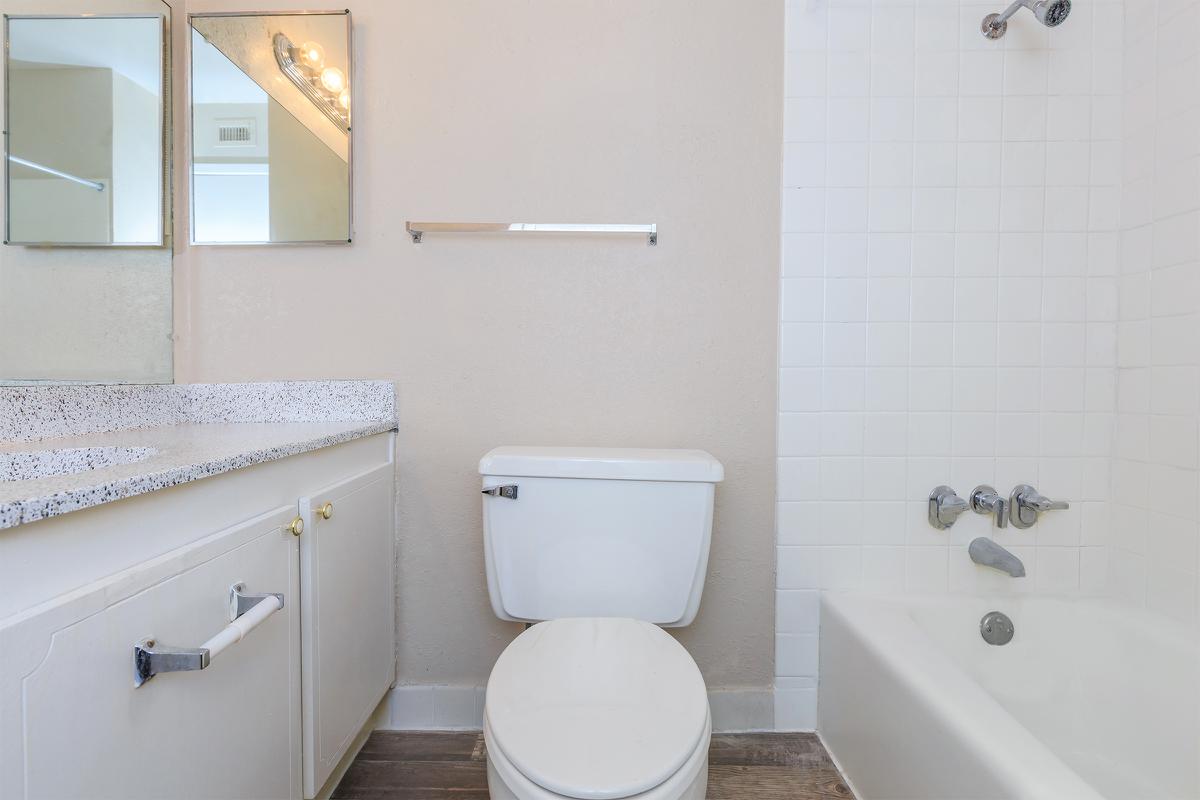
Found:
968,537 -> 1025,577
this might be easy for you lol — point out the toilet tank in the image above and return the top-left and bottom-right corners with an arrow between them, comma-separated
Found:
479,447 -> 724,627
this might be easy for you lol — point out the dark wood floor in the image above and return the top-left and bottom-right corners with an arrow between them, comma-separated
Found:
333,731 -> 854,799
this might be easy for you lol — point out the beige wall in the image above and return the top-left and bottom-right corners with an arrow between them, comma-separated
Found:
177,0 -> 783,690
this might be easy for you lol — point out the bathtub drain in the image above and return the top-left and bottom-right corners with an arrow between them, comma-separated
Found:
980,611 -> 1014,645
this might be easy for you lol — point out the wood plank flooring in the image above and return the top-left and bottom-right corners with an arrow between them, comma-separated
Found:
333,731 -> 854,799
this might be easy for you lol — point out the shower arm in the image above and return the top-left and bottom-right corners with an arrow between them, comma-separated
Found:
989,0 -> 1027,28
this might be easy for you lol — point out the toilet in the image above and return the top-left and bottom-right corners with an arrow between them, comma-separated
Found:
478,446 -> 725,800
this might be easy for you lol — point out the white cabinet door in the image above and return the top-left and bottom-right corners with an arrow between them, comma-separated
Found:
0,506 -> 302,800
299,463 -> 395,797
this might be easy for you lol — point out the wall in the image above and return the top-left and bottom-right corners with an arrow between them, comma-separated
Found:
1112,0 -> 1200,628
176,0 -> 784,721
777,0 -> 1122,728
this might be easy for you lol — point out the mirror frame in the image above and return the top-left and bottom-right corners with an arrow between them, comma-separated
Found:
2,12 -> 170,248
186,9 -> 353,247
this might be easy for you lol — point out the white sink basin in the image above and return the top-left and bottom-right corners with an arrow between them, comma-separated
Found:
0,446 -> 157,481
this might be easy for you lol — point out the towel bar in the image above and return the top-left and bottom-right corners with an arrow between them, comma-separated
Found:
133,583 -> 284,687
406,222 -> 657,246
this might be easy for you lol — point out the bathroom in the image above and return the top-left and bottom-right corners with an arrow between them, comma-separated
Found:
0,0 -> 1194,797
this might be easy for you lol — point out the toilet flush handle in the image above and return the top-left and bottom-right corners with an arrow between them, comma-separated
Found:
482,485 -> 519,500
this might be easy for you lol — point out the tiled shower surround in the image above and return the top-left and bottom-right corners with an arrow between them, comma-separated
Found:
1111,0 -> 1200,627
776,0 -> 1124,728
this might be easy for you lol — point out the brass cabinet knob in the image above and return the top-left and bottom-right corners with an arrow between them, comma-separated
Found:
317,502 -> 334,520
289,516 -> 305,536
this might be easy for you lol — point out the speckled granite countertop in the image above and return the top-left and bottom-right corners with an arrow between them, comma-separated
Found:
0,381 -> 396,529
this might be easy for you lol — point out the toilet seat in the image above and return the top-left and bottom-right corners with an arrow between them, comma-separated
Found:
484,617 -> 711,800
485,712 -> 710,800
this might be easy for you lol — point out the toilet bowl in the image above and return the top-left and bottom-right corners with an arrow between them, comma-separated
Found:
483,617 -> 710,800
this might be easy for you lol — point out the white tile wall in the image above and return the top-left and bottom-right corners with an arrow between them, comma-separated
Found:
777,0 -> 1122,729
1111,0 -> 1200,629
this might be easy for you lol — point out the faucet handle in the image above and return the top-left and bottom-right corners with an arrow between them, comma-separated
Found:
1028,494 -> 1068,512
1009,484 -> 1069,529
928,486 -> 969,530
970,485 -> 1008,528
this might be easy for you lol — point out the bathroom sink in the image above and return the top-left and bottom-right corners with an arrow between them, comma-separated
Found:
0,446 -> 157,481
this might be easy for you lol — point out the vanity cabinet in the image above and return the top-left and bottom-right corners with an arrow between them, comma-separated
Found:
6,508 -> 302,800
299,464 -> 396,796
0,433 -> 396,800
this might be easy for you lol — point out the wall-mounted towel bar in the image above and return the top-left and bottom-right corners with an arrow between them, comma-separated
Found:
406,222 -> 657,246
8,155 -> 105,192
132,583 -> 284,687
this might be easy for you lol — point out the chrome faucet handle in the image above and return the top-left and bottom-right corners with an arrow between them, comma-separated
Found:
1008,484 -> 1069,529
928,486 -> 969,530
970,485 -> 1008,528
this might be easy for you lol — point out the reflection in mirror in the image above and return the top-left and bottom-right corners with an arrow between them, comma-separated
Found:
4,15 -> 166,246
190,12 -> 351,245
0,1 -> 173,386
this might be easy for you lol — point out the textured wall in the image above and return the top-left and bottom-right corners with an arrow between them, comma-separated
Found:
177,0 -> 784,692
777,0 -> 1122,728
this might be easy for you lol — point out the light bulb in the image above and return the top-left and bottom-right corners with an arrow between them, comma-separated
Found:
298,41 -> 324,69
320,66 -> 346,94
338,89 -> 350,109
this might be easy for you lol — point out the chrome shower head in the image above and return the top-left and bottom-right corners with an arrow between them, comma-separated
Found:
982,0 -> 1071,38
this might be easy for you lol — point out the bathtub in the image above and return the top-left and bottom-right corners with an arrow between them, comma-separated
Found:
819,593 -> 1199,800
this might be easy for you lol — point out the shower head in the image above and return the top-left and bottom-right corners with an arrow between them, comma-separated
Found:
981,0 -> 1071,38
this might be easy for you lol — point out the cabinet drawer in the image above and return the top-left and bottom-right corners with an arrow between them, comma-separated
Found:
2,507 -> 301,800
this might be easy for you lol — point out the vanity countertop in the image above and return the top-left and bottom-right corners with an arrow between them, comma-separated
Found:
0,381 -> 396,529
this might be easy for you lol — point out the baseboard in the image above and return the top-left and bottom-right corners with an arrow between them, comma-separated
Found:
382,685 -> 486,730
379,685 -> 777,733
707,688 -> 776,732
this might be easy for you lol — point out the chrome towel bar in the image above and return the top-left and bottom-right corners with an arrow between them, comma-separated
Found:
132,583 -> 284,687
406,222 -> 657,246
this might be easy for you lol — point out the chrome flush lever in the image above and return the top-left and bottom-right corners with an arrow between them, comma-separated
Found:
1008,484 -> 1069,529
970,485 -> 1008,528
482,485 -> 519,500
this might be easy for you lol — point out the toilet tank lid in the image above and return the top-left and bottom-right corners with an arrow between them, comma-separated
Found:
479,447 -> 724,482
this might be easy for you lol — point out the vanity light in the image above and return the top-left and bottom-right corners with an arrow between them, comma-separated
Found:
319,66 -> 345,94
273,32 -> 349,132
297,40 -> 324,69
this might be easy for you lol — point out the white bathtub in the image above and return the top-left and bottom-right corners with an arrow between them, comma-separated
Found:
819,593 -> 1199,800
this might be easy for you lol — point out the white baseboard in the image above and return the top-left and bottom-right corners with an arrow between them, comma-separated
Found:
707,689 -> 776,732
383,685 -> 486,730
379,685 -> 777,733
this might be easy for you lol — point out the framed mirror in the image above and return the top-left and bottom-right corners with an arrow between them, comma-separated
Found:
0,1 -> 173,385
188,11 -> 352,245
4,13 -> 168,247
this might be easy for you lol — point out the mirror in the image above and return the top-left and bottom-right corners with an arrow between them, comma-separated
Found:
189,11 -> 351,245
4,14 -> 167,246
0,1 -> 173,386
